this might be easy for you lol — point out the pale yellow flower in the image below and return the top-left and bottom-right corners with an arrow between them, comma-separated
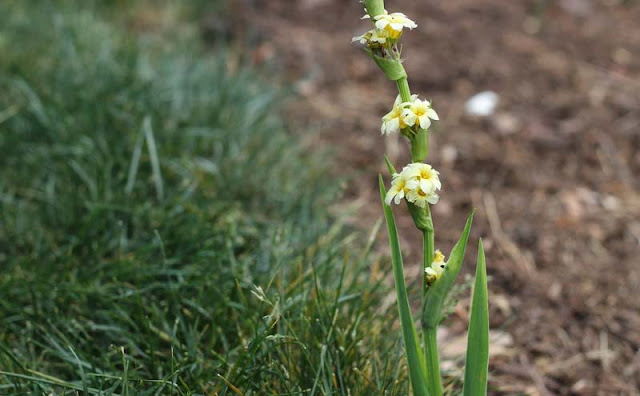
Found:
432,250 -> 446,272
352,31 -> 371,45
381,95 -> 410,135
404,162 -> 441,195
352,28 -> 389,47
406,188 -> 439,207
425,250 -> 446,285
385,172 -> 408,206
424,267 -> 438,285
385,162 -> 441,207
373,11 -> 417,39
401,95 -> 439,130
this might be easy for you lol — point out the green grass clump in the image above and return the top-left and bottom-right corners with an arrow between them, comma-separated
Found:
0,1 -> 405,394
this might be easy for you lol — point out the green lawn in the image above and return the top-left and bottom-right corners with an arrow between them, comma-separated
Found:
0,1 -> 406,395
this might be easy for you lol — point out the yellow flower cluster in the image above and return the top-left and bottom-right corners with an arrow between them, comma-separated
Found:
381,94 -> 439,135
384,162 -> 441,208
373,11 -> 418,39
352,10 -> 417,47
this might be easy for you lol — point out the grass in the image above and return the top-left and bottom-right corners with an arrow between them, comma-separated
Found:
0,1 -> 408,394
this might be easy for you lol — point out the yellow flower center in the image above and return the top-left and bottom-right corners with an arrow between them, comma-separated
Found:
385,26 -> 402,39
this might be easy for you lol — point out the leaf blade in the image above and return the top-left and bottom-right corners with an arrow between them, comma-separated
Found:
384,155 -> 397,175
463,239 -> 489,396
379,175 -> 430,396
423,211 -> 475,329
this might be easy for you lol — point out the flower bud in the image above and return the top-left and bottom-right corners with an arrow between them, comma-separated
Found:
407,200 -> 433,232
363,0 -> 385,18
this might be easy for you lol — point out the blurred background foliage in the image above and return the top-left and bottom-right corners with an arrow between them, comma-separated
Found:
0,1 -> 406,394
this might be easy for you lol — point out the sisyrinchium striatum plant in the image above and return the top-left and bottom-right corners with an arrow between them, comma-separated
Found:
352,1 -> 490,395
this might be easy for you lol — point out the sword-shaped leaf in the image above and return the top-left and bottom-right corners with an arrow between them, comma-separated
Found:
379,175 -> 430,396
463,239 -> 489,396
422,211 -> 474,330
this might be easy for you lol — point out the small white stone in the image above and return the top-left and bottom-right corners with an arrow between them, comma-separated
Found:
465,91 -> 499,117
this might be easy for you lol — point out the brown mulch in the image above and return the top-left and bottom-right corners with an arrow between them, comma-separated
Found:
218,0 -> 640,394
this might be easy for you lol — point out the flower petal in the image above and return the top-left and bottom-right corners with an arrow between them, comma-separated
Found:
420,178 -> 433,193
384,191 -> 394,205
418,115 -> 431,129
401,109 -> 417,127
375,20 -> 388,30
426,108 -> 439,120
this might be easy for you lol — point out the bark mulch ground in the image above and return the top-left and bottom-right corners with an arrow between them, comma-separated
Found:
219,1 -> 640,394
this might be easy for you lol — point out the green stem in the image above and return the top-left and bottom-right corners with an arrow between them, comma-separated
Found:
364,0 -> 385,18
422,216 -> 434,296
397,78 -> 430,162
396,77 -> 412,103
424,328 -> 443,396
411,128 -> 429,162
421,206 -> 438,394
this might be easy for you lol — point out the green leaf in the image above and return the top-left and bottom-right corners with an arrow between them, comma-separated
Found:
423,211 -> 474,329
379,175 -> 430,396
384,155 -> 397,175
463,239 -> 489,396
365,49 -> 408,81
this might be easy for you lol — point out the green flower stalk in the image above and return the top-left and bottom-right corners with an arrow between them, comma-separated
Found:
353,2 -> 490,395
363,0 -> 385,19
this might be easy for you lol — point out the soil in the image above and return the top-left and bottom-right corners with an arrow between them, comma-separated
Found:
219,0 -> 640,394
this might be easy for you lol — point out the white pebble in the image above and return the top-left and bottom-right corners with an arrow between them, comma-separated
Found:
465,91 -> 499,117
